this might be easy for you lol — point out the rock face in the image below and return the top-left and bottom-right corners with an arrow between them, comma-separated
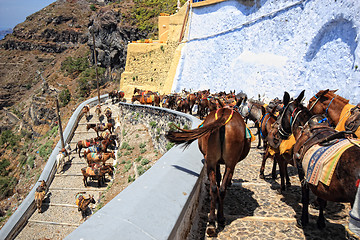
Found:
88,6 -> 148,70
0,0 -> 151,115
0,0 -> 149,71
0,0 -> 92,53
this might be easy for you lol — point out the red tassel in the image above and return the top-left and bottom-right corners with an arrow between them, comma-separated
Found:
356,179 -> 360,188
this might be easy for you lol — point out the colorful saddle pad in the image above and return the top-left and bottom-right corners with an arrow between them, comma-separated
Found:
302,138 -> 360,186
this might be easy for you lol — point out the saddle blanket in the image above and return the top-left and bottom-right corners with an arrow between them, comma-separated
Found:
88,146 -> 99,152
279,134 -> 295,155
246,125 -> 256,142
197,119 -> 255,142
86,166 -> 99,176
82,140 -> 91,147
75,193 -> 84,206
302,138 -> 360,186
90,152 -> 101,159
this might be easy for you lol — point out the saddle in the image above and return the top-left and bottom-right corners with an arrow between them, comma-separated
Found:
35,191 -> 45,200
345,105 -> 360,136
75,194 -> 85,210
296,124 -> 354,162
86,165 -> 100,176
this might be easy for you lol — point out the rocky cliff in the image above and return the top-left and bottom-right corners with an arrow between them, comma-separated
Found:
0,0 -> 157,224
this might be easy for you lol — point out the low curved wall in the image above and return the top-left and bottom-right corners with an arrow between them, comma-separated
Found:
66,103 -> 205,240
1,98 -> 205,240
0,95 -> 108,240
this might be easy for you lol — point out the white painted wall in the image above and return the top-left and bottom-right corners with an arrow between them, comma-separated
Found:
172,0 -> 360,104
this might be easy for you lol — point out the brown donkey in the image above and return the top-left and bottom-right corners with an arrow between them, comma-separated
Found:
35,180 -> 47,213
166,107 -> 251,237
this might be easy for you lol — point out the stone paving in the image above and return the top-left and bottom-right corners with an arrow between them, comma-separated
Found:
200,126 -> 351,240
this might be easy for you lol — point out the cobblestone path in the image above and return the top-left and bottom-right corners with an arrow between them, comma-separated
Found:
202,126 -> 351,240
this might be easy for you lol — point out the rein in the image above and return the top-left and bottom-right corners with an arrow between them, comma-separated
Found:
325,97 -> 335,115
308,95 -> 320,111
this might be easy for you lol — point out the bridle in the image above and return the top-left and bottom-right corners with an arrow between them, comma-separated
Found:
308,94 -> 335,116
278,101 -> 304,139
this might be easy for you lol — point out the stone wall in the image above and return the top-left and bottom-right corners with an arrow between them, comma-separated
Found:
118,102 -> 192,153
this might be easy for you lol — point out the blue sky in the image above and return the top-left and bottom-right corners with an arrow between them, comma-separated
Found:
0,0 -> 56,29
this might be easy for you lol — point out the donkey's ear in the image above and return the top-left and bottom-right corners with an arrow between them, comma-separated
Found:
236,98 -> 243,106
322,89 -> 330,96
283,92 -> 290,106
296,90 -> 305,103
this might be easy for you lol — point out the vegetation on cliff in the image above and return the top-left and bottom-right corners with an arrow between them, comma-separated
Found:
0,0 -> 187,227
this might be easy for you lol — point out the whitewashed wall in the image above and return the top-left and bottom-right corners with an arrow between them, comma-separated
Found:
172,0 -> 360,104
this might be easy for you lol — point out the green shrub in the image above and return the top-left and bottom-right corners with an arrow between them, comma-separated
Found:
76,77 -> 91,98
0,159 -> 10,176
38,141 -> 53,160
123,151 -> 131,156
141,158 -> 149,166
27,155 -> 36,168
131,0 -> 187,36
0,176 -> 17,199
137,165 -> 145,176
0,130 -> 19,149
121,142 -> 130,150
140,148 -> 147,154
61,57 -> 89,77
46,125 -> 58,138
124,162 -> 132,173
59,88 -> 71,107
90,4 -> 97,11
128,175 -> 135,183
166,142 -> 175,151
18,155 -> 27,167
149,121 -> 157,128
168,122 -> 178,131
135,156 -> 143,162
139,142 -> 146,149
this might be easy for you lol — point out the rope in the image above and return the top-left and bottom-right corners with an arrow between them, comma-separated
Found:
181,0 -> 306,43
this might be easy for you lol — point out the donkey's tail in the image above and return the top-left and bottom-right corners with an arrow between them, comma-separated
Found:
165,112 -> 227,148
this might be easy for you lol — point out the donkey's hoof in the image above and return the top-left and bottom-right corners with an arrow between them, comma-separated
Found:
259,173 -> 265,179
206,224 -> 217,237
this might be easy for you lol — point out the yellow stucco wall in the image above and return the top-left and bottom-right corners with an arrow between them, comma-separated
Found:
120,4 -> 189,99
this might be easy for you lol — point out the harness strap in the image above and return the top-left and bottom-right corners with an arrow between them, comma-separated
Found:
215,108 -> 234,125
309,95 -> 320,111
259,113 -> 269,139
290,108 -> 298,126
325,97 -> 335,115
